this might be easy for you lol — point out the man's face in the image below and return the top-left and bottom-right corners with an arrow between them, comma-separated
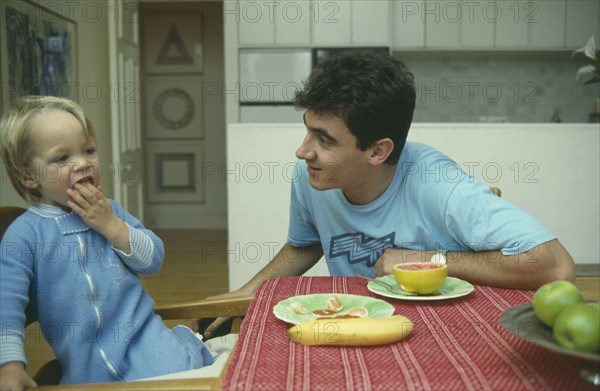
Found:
295,110 -> 374,202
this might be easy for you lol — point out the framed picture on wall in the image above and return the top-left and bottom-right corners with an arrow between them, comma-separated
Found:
1,0 -> 77,112
145,75 -> 204,139
146,140 -> 205,203
144,13 -> 203,74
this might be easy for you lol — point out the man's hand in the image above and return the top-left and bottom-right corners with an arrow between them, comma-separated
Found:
374,248 -> 436,277
197,316 -> 233,340
0,362 -> 37,391
193,291 -> 251,339
375,240 -> 575,290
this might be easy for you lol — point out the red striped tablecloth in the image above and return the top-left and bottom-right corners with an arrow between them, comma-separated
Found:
221,276 -> 597,390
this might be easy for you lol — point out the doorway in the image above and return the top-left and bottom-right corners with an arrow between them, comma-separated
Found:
139,2 -> 226,229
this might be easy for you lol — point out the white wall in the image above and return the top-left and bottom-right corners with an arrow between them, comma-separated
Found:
227,123 -> 600,290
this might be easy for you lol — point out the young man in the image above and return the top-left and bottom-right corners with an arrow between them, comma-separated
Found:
204,50 -> 575,337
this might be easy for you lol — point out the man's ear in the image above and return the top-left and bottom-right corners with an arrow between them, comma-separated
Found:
368,138 -> 394,165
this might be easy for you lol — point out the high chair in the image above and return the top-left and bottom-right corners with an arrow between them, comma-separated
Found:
0,206 -> 251,390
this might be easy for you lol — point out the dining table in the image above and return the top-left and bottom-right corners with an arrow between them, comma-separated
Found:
220,276 -> 599,391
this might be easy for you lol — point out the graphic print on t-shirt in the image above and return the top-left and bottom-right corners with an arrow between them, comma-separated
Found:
329,232 -> 395,267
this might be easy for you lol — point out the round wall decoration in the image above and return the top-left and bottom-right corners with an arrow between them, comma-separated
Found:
153,88 -> 195,130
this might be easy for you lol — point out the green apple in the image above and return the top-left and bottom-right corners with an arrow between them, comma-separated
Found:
553,303 -> 600,353
532,280 -> 583,327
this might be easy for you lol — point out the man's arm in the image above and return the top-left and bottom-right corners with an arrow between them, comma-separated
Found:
234,242 -> 324,295
202,243 -> 323,338
375,239 -> 575,290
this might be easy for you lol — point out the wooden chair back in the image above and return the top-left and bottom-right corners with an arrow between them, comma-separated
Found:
0,206 -> 26,239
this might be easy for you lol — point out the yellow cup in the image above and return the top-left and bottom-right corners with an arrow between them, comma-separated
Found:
392,262 -> 448,295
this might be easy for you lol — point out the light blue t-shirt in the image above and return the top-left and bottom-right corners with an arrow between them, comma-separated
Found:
288,142 -> 555,277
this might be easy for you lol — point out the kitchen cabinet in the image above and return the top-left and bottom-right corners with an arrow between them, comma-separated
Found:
392,0 -> 598,50
237,1 -> 310,45
565,0 -> 600,48
311,0 -> 352,44
494,0 -> 529,48
393,0 -> 508,49
237,1 -> 275,45
461,1 -> 495,47
236,0 -> 599,50
530,1 -> 565,47
352,0 -> 390,45
393,0 -> 523,49
236,0 -> 391,47
496,0 -> 599,50
424,0 -> 461,47
392,0 -> 425,47
276,0 -> 311,45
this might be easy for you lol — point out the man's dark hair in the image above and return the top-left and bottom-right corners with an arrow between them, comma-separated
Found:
294,50 -> 416,164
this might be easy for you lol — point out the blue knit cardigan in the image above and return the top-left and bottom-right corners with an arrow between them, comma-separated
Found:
0,202 -> 214,384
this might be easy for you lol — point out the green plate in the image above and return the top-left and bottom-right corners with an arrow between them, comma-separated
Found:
367,275 -> 474,301
273,293 -> 394,324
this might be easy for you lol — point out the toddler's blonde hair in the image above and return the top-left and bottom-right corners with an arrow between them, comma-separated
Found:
0,96 -> 96,203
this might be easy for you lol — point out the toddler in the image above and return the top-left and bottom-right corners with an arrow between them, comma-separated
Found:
0,97 -> 214,390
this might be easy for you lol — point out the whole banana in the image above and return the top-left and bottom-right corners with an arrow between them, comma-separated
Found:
287,315 -> 414,346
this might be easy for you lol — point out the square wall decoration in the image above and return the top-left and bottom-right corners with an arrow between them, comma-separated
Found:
145,75 -> 203,139
144,13 -> 203,74
147,141 -> 204,203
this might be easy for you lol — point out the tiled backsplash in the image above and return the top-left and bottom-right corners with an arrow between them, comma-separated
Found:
397,53 -> 599,123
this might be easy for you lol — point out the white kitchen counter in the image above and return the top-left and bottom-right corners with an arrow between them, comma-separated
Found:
227,123 -> 599,290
